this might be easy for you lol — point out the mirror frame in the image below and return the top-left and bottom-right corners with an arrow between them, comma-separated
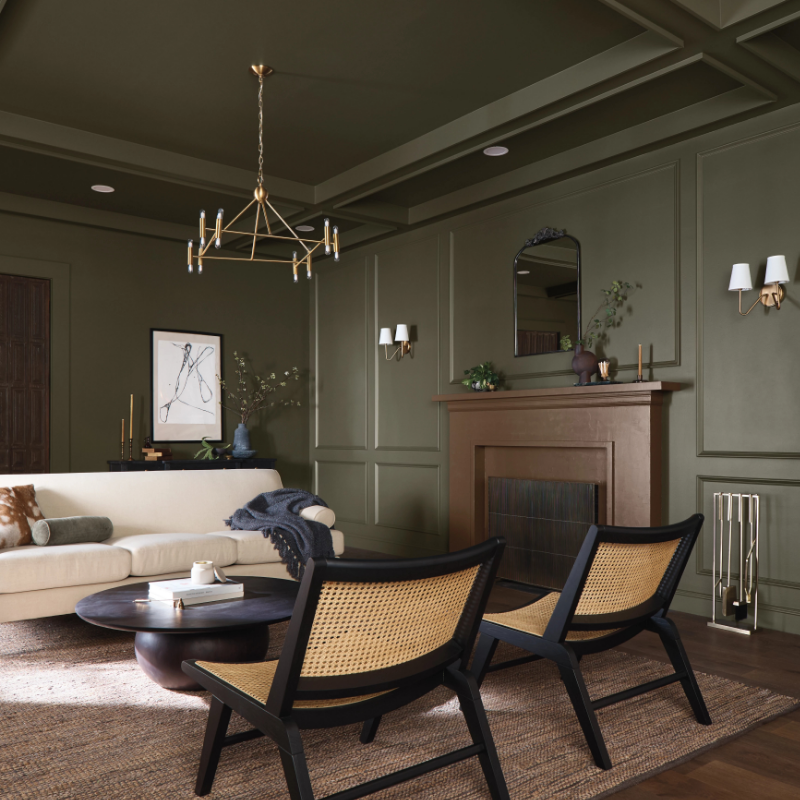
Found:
513,227 -> 582,358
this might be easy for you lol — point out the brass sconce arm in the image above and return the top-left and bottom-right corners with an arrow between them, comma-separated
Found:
737,284 -> 786,315
383,341 -> 412,361
737,289 -> 762,316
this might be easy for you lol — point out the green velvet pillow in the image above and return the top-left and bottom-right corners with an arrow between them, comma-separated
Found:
31,516 -> 113,546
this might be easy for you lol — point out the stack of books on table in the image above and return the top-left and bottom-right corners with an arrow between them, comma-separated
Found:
148,577 -> 244,606
142,447 -> 172,462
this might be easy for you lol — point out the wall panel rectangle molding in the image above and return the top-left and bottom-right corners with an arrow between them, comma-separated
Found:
374,236 -> 440,451
449,162 -> 679,384
315,460 -> 368,525
315,257 -> 368,450
375,462 -> 440,534
697,121 -> 800,458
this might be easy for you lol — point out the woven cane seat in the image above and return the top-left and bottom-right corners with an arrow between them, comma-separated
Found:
484,592 -> 620,641
196,659 -> 392,708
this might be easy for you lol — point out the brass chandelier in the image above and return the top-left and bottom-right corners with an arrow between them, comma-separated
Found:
186,65 -> 340,281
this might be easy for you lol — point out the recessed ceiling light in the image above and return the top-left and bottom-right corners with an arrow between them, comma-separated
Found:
517,270 -> 530,275
91,184 -> 115,193
483,146 -> 509,157
296,224 -> 315,232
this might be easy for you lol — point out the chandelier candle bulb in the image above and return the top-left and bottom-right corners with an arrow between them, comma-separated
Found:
324,218 -> 331,254
333,226 -> 340,261
292,251 -> 299,283
307,253 -> 312,280
187,239 -> 194,273
199,210 -> 205,241
215,209 -> 223,248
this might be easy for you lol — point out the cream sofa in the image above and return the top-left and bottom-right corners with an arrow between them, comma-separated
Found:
0,469 -> 344,623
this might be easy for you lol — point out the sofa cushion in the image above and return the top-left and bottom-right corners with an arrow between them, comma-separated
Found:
32,516 -> 113,546
0,543 -> 131,594
216,528 -> 345,565
107,533 -> 237,577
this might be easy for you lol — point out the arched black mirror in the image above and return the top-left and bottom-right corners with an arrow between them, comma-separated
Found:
513,227 -> 581,357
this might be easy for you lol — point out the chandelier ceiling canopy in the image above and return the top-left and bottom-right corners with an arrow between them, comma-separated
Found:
187,65 -> 340,281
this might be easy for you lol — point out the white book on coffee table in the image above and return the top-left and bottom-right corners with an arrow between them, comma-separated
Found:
148,577 -> 244,601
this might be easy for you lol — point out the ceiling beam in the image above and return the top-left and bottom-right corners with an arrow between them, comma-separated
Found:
0,110 -> 315,205
314,30 -> 681,206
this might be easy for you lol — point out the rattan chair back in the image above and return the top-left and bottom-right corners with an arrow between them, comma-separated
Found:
544,515 -> 704,641
266,537 -> 505,717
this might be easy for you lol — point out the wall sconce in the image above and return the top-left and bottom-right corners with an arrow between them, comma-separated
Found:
729,256 -> 790,315
379,325 -> 411,360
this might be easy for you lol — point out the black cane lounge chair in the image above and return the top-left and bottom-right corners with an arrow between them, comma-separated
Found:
471,515 -> 711,770
182,537 -> 510,800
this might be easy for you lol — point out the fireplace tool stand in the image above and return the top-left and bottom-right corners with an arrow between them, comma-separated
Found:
708,492 -> 759,635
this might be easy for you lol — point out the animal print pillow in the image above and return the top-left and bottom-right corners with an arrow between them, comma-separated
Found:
0,485 -> 45,550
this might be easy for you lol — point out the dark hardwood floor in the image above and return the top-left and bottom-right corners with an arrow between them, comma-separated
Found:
342,547 -> 800,798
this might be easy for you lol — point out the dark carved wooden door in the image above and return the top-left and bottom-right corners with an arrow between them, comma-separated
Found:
0,275 -> 50,473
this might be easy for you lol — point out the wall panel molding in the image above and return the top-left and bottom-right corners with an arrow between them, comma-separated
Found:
375,462 -> 440,534
315,459 -> 368,525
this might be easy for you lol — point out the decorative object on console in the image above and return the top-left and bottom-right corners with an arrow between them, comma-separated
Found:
596,358 -> 619,384
462,361 -> 500,391
143,447 -> 172,462
729,256 -> 790,315
709,491 -> 760,635
129,394 -> 134,460
0,484 -> 44,549
185,66 -> 341,278
151,329 -> 223,443
194,438 -> 222,460
378,324 -> 412,360
571,345 -> 598,386
218,351 -> 300,459
32,516 -> 113,546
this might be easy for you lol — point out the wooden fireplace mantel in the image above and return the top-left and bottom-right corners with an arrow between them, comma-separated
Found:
434,382 -> 680,552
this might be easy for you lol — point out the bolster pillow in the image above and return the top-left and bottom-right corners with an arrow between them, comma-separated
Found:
32,516 -> 114,546
299,505 -> 336,528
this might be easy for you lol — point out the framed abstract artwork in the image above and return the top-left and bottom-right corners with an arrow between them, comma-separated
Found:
150,329 -> 223,442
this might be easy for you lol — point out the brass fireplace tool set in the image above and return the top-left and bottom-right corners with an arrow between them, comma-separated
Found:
708,491 -> 760,635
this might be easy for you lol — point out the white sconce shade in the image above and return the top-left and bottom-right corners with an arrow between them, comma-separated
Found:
394,324 -> 409,342
765,255 -> 790,284
379,327 -> 393,346
729,263 -> 753,291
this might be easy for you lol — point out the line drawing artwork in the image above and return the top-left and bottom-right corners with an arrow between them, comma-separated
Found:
158,341 -> 217,425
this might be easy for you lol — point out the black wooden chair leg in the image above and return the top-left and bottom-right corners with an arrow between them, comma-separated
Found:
651,617 -> 711,725
557,663 -> 612,770
277,720 -> 316,800
472,633 -> 500,687
195,696 -> 232,796
359,715 -> 382,744
448,667 -> 511,800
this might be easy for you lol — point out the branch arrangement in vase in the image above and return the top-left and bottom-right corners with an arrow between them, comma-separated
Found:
217,352 -> 301,425
560,281 -> 633,352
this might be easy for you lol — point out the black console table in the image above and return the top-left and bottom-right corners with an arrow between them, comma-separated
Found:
108,458 -> 276,472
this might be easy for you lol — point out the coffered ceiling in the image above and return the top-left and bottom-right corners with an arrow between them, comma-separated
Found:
2,0 -> 800,257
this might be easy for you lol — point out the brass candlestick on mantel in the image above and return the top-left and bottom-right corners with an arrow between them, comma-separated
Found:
128,394 -> 134,461
634,344 -> 644,383
120,419 -> 125,461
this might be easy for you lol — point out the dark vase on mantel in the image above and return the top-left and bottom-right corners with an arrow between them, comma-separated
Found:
572,345 -> 599,385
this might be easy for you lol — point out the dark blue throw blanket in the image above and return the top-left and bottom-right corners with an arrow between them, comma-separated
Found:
225,489 -> 334,579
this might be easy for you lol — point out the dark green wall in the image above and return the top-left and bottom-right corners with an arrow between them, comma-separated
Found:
311,102 -> 800,634
0,213 -> 311,489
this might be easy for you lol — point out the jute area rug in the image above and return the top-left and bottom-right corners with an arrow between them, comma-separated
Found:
0,616 -> 796,800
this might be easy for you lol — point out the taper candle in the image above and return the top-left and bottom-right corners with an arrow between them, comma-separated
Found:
637,344 -> 642,376
120,418 -> 125,461
129,394 -> 133,441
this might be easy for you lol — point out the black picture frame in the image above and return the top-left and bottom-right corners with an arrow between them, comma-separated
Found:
150,328 -> 223,443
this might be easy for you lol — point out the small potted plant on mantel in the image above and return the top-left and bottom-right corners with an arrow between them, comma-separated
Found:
217,352 -> 301,457
560,280 -> 633,385
462,362 -> 500,392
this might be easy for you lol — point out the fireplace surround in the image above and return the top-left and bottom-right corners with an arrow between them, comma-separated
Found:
434,383 -> 679,556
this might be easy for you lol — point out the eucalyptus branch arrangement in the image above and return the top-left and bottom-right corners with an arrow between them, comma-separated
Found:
560,280 -> 633,351
217,351 -> 300,425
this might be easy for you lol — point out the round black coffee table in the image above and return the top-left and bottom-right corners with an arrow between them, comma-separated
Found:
76,576 -> 298,690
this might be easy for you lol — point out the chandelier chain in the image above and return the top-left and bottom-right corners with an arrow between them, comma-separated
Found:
257,75 -> 264,186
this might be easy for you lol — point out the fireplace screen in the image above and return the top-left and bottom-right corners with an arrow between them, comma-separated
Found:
488,477 -> 598,590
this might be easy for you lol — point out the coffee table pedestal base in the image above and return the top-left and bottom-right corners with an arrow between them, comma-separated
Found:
134,625 -> 270,690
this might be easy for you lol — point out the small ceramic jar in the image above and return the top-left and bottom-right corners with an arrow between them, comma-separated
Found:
191,561 -> 215,585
